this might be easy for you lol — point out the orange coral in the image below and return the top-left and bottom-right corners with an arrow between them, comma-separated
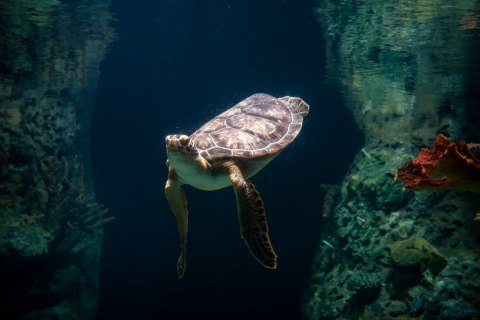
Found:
395,134 -> 480,193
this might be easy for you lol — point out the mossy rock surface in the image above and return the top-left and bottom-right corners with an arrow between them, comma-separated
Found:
390,237 -> 447,277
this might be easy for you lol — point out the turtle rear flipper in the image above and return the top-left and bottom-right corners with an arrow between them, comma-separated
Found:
228,164 -> 277,269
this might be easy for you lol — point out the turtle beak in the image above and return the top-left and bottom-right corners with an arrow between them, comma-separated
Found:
165,135 -> 172,147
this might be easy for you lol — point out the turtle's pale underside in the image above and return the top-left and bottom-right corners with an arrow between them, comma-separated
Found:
165,93 -> 309,278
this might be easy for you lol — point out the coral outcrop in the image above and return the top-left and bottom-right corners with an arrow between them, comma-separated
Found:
0,0 -> 114,318
303,1 -> 480,319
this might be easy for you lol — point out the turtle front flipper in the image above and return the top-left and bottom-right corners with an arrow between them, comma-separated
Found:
228,164 -> 277,269
165,165 -> 188,278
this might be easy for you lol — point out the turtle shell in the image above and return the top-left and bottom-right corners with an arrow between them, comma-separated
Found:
190,93 -> 309,162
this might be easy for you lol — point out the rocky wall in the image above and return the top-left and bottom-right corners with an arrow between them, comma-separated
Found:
303,1 -> 480,319
0,1 -> 114,319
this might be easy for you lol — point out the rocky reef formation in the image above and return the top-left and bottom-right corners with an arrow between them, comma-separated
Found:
0,0 -> 114,318
303,1 -> 480,319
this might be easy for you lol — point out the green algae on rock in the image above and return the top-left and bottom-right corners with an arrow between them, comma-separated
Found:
303,1 -> 480,319
0,0 -> 114,319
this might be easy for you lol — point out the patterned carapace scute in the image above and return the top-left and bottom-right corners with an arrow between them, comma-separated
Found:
190,94 -> 306,162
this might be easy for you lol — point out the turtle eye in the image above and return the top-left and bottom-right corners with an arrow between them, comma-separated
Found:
179,135 -> 189,146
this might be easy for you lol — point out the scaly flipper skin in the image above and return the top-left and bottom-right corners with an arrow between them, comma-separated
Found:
165,164 -> 188,278
228,164 -> 277,269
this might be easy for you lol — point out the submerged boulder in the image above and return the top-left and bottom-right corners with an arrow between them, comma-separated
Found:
390,237 -> 447,277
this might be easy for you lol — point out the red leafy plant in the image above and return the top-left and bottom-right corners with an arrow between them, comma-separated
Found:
395,134 -> 480,220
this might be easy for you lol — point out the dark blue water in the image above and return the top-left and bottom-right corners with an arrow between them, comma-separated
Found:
92,1 -> 363,319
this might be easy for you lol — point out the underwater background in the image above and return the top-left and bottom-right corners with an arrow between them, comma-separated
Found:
0,0 -> 479,320
93,1 -> 361,319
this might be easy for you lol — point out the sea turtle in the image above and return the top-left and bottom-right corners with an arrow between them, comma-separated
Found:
165,93 -> 309,278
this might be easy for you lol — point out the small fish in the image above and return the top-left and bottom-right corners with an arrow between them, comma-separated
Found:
322,240 -> 335,250
410,296 -> 423,316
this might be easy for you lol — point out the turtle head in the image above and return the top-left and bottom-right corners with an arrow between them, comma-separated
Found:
165,134 -> 195,156
165,134 -> 209,178
165,134 -> 200,168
